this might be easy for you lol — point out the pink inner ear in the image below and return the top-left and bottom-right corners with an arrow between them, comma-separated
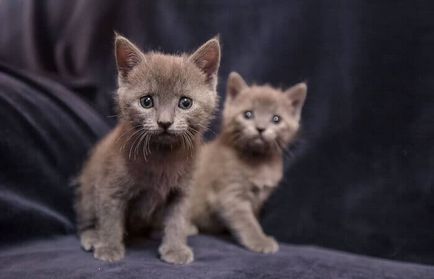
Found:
194,51 -> 218,77
228,85 -> 239,99
292,99 -> 301,108
285,83 -> 307,110
290,100 -> 300,116
118,49 -> 135,69
190,40 -> 220,81
227,72 -> 247,99
116,39 -> 142,78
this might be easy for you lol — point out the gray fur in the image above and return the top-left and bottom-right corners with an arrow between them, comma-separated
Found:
75,34 -> 220,263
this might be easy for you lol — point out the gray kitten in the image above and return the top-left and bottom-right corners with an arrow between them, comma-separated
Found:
75,34 -> 220,264
187,72 -> 306,253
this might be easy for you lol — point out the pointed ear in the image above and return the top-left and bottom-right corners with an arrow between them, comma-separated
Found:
285,82 -> 307,120
114,34 -> 144,79
189,37 -> 221,87
226,72 -> 247,100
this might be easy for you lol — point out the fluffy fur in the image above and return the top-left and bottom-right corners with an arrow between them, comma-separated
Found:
75,34 -> 220,264
187,72 -> 307,253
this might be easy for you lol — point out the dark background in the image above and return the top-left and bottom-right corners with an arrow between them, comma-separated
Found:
0,0 -> 433,265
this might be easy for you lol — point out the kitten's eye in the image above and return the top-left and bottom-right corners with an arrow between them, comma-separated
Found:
178,97 -> 193,110
244,111 -> 254,119
140,96 -> 154,108
272,115 -> 281,124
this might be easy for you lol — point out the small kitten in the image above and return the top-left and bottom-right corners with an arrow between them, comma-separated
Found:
187,72 -> 307,253
75,34 -> 220,264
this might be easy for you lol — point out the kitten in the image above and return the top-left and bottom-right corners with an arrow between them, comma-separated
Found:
74,34 -> 220,264
187,72 -> 306,253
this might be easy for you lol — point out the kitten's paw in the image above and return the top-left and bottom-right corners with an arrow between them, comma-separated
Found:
93,243 -> 125,262
159,244 -> 194,265
244,236 -> 279,254
80,230 -> 99,251
187,223 -> 199,236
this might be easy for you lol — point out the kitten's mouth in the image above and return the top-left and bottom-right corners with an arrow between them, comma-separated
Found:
159,130 -> 175,137
160,130 -> 172,136
250,135 -> 271,148
253,134 -> 266,143
247,138 -> 263,148
155,129 -> 180,144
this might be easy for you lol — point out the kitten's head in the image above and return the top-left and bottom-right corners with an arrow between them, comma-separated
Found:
114,34 -> 220,147
222,72 -> 307,155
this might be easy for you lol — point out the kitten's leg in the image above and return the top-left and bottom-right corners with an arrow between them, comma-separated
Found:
184,206 -> 198,236
93,188 -> 126,262
75,184 -> 99,251
159,189 -> 193,264
218,196 -> 279,254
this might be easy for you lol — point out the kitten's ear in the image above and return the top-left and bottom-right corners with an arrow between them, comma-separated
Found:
115,34 -> 144,79
226,72 -> 247,100
285,82 -> 307,120
189,37 -> 221,87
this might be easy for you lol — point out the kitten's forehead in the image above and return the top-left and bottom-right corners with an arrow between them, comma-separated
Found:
128,53 -> 205,93
238,85 -> 290,111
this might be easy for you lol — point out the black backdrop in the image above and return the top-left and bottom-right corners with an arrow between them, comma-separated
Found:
0,0 -> 433,264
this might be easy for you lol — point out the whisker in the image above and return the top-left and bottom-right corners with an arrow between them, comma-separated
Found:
134,130 -> 147,160
185,130 -> 193,149
142,133 -> 151,160
115,124 -> 142,145
274,138 -> 293,159
184,131 -> 194,158
180,133 -> 187,153
145,134 -> 152,158
196,123 -> 217,136
120,129 -> 141,150
126,128 -> 145,159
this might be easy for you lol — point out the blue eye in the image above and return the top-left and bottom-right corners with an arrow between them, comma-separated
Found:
244,111 -> 254,119
272,115 -> 281,124
140,96 -> 153,108
178,97 -> 193,109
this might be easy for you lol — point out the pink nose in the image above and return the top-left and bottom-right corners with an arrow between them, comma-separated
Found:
158,121 -> 172,130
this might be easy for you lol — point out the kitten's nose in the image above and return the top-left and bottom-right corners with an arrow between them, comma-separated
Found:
256,127 -> 265,134
158,121 -> 173,130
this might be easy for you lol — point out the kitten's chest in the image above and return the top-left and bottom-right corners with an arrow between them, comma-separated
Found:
246,159 -> 283,189
127,154 -> 193,191
243,159 -> 283,211
125,155 -> 193,224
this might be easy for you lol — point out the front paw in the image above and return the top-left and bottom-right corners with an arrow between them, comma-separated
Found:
159,244 -> 194,264
80,230 -> 99,251
186,223 -> 199,236
93,243 -> 125,262
243,235 -> 279,254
